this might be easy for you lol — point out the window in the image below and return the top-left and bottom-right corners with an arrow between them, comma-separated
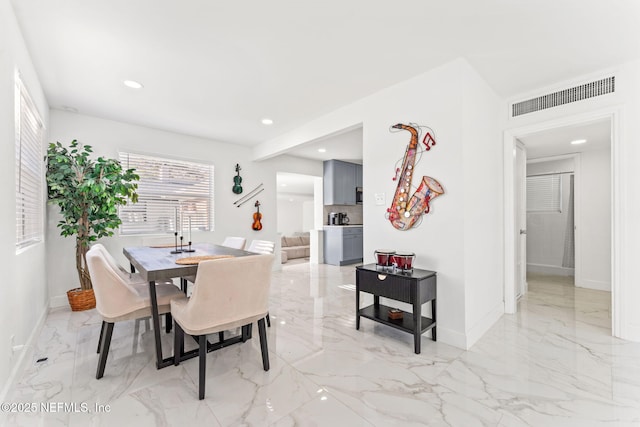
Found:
15,73 -> 44,250
526,174 -> 562,213
118,152 -> 214,235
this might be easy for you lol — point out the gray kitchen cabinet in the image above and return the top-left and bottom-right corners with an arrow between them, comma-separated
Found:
355,163 -> 363,188
324,160 -> 357,205
324,226 -> 363,266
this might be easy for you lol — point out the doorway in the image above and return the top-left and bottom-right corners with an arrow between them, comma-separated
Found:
276,172 -> 319,266
525,155 -> 578,287
504,112 -> 618,336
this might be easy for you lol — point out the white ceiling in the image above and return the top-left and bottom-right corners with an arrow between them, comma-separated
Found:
276,172 -> 316,199
10,1 -> 640,146
519,119 -> 611,159
286,127 -> 363,163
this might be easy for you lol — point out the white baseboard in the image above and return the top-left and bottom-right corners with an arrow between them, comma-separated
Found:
617,321 -> 640,342
576,279 -> 611,291
0,305 -> 48,404
436,327 -> 468,350
527,263 -> 575,276
466,302 -> 504,350
49,294 -> 68,309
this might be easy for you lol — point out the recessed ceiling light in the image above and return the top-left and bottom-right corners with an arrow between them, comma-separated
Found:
261,118 -> 273,125
317,148 -> 327,153
571,139 -> 587,145
280,183 -> 287,187
123,80 -> 143,89
289,198 -> 294,202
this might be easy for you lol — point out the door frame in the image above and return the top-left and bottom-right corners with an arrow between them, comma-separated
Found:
515,140 -> 527,298
503,108 -> 621,337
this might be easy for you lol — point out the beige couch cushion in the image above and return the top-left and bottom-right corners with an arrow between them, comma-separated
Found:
299,235 -> 310,246
283,236 -> 304,247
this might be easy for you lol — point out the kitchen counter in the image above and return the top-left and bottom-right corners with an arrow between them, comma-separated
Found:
324,225 -> 363,228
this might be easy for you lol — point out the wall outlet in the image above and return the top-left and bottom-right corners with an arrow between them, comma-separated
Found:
374,193 -> 386,206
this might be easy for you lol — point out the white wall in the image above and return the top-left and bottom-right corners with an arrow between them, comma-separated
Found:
526,158 -> 575,276
302,200 -> 314,231
277,197 -> 312,235
0,0 -> 49,402
460,61 -> 503,345
47,110 -> 323,304
254,59 -> 504,349
577,148 -> 611,290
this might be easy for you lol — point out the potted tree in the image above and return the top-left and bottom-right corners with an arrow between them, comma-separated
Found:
47,140 -> 139,311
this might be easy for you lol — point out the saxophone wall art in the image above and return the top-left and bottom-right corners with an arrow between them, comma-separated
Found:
386,123 -> 444,231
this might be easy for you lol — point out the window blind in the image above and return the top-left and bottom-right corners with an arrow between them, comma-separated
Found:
15,74 -> 44,250
118,152 -> 214,235
526,174 -> 562,213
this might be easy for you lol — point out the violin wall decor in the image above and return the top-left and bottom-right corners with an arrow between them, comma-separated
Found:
252,200 -> 263,231
386,123 -> 444,231
232,163 -> 243,194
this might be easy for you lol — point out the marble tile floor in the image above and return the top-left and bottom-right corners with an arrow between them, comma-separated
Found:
3,266 -> 639,426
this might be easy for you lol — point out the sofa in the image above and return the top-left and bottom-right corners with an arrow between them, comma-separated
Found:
281,233 -> 310,263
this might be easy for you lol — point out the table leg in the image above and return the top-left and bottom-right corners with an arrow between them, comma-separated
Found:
373,295 -> 380,308
148,280 -> 174,369
431,299 -> 437,341
355,288 -> 360,330
413,300 -> 422,354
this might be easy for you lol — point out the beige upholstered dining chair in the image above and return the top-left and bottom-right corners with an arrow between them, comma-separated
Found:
245,240 -> 275,327
86,246 -> 184,380
182,236 -> 248,285
246,239 -> 275,254
221,236 -> 246,250
92,243 -> 176,334
171,254 -> 274,400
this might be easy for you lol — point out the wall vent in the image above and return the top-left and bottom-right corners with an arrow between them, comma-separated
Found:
511,76 -> 615,117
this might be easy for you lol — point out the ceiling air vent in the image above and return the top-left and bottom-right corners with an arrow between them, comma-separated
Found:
511,76 -> 615,117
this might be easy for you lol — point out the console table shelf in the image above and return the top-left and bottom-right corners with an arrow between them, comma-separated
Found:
356,264 -> 437,354
359,304 -> 435,335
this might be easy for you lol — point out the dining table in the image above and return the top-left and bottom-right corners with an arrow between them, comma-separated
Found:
123,242 -> 257,369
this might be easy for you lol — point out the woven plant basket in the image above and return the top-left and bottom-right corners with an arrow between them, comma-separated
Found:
67,288 -> 96,311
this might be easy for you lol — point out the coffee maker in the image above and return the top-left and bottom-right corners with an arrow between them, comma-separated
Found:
337,212 -> 349,225
328,212 -> 338,225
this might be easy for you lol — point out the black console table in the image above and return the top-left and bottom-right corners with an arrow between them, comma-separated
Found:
355,264 -> 437,354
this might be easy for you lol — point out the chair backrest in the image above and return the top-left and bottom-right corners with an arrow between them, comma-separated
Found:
86,247 -> 147,319
221,236 -> 246,250
91,243 -> 131,279
184,254 -> 274,330
247,239 -> 275,254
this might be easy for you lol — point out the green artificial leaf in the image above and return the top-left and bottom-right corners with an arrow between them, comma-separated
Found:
46,140 -> 139,290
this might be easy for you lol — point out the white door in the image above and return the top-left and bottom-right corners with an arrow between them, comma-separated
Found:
515,141 -> 527,298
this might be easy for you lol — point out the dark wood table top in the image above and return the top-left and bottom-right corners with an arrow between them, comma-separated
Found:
356,263 -> 436,280
123,243 -> 256,282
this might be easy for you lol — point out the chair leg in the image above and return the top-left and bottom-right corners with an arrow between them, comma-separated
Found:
258,318 -> 270,371
199,335 -> 207,400
266,312 -> 271,327
97,321 -> 106,353
165,313 -> 172,333
96,322 -> 114,379
174,322 -> 184,366
218,331 -> 224,343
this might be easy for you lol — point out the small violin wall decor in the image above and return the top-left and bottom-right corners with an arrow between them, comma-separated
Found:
232,163 -> 243,194
252,200 -> 263,231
